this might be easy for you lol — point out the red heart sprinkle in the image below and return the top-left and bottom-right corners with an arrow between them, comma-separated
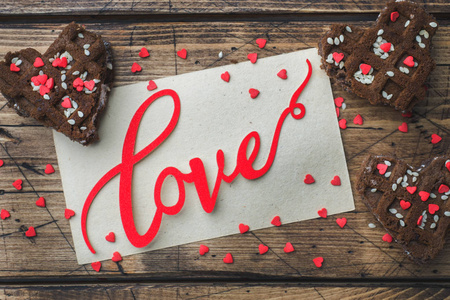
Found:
199,244 -> 209,256
400,200 -> 411,210
431,134 -> 442,144
37,74 -> 48,85
84,80 -> 95,91
91,261 -> 101,272
334,97 -> 344,107
447,161 -> 450,172
277,69 -> 287,80
256,38 -> 267,48
313,257 -> 324,268
177,48 -> 187,59
25,226 -> 36,237
391,11 -> 399,22
247,53 -> 258,64
131,62 -> 142,73
304,174 -> 315,184
419,191 -> 430,201
360,63 -> 372,75
429,204 -> 439,214
239,223 -> 250,234
36,197 -> 46,208
12,179 -> 22,190
112,251 -> 123,262
221,71 -> 230,82
258,244 -> 269,255
34,57 -> 44,68
139,47 -> 150,58
317,208 -> 327,218
353,114 -> 363,125
61,97 -> 72,109
39,85 -> 50,96
406,186 -> 417,194
336,107 -> 340,117
10,63 -> 20,72
271,216 -> 281,227
438,184 -> 449,194
402,112 -> 413,118
249,88 -> 260,99
403,56 -> 415,67
0,209 -> 10,220
147,80 -> 157,91
336,217 -> 347,228
223,253 -> 233,264
45,164 -> 55,174
45,78 -> 54,90
59,57 -> 68,68
52,58 -> 61,68
380,43 -> 391,53
31,76 -> 41,86
382,233 -> 393,243
0,160 -> 3,167
284,242 -> 295,253
398,122 -> 408,133
105,232 -> 116,243
377,163 -> 388,175
331,175 -> 341,186
73,77 -> 84,91
64,208 -> 75,219
417,215 -> 423,225
332,52 -> 344,63
338,119 -> 347,130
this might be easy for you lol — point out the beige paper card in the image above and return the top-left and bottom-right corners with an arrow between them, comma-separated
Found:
54,48 -> 354,264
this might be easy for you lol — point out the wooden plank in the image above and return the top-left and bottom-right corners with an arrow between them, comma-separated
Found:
0,0 -> 448,16
0,284 -> 449,299
0,21 -> 448,280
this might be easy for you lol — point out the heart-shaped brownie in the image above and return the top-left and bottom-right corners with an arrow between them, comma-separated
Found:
0,22 -> 113,146
318,0 -> 438,112
357,154 -> 450,263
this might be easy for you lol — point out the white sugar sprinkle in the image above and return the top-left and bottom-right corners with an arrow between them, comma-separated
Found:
78,111 -> 84,118
339,34 -> 344,43
342,103 -> 347,110
405,20 -> 410,27
430,223 -> 436,229
434,215 -> 439,222
412,172 -> 419,176
392,183 -> 397,191
377,29 -> 384,35
107,63 -> 113,70
387,94 -> 393,100
429,22 -> 437,28
400,220 -> 405,227
39,70 -> 44,75
334,37 -> 340,45
346,26 -> 352,32
395,213 -> 403,219
385,172 -> 392,178
403,175 -> 408,182
61,74 -> 66,82
80,126 -> 87,131
401,182 -> 409,187
84,50 -> 90,56
11,57 -> 19,64
72,71 -> 80,76
78,33 -> 84,38
412,177 -> 417,183
419,43 -> 426,48
382,91 -> 388,98
93,79 -> 101,84
368,223 -> 376,228
385,161 -> 391,167
83,44 -> 90,49
68,119 -> 75,125
444,211 -> 450,217
416,35 -> 422,43
442,195 -> 448,200
218,51 -> 223,59
397,177 -> 402,184
43,94 -> 50,100
407,169 -> 413,175
15,59 -> 22,66
371,188 -> 377,193
430,193 -> 436,199
327,37 -> 333,45
62,82 -> 67,90
389,208 -> 397,214
386,71 -> 394,77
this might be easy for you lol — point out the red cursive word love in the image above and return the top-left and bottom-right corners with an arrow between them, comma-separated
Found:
81,59 -> 312,253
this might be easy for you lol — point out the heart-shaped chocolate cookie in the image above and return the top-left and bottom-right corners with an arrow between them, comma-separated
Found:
0,22 -> 113,146
357,154 -> 450,263
318,0 -> 438,112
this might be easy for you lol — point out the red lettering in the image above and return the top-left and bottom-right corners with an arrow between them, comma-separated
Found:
81,59 -> 312,253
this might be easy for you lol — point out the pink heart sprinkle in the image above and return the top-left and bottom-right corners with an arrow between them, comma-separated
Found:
331,175 -> 341,186
431,134 -> 442,144
131,62 -> 142,73
112,251 -> 122,262
336,217 -> 347,228
36,197 -> 46,208
353,114 -> 363,125
334,97 -> 344,107
223,253 -> 233,264
380,43 -> 391,53
105,232 -> 116,243
0,209 -> 10,220
338,119 -> 347,130
403,56 -> 415,67
177,49 -> 187,59
360,63 -> 372,75
429,204 -> 439,214
277,69 -> 287,79
33,57 -> 44,68
147,80 -> 157,91
64,208 -> 75,219
283,242 -> 295,253
199,244 -> 209,256
271,216 -> 281,227
259,244 -> 269,255
406,186 -> 417,194
45,164 -> 55,174
317,208 -> 327,218
255,38 -> 267,49
304,174 -> 315,184
391,11 -> 399,22
238,223 -> 250,234
332,52 -> 344,63
313,257 -> 324,268
139,47 -> 150,58
382,233 -> 393,243
376,163 -> 388,175
91,261 -> 101,272
221,71 -> 230,82
249,88 -> 260,99
400,200 -> 411,210
247,53 -> 258,64
398,122 -> 408,133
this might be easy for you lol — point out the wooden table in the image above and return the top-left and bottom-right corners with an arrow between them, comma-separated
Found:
0,0 -> 448,298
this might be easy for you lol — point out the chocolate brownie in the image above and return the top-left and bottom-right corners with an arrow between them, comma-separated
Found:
356,154 -> 450,263
0,22 -> 113,145
318,0 -> 438,112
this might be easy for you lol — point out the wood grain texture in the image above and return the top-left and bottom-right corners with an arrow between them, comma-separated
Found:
0,18 -> 448,283
0,0 -> 448,15
1,284 -> 449,299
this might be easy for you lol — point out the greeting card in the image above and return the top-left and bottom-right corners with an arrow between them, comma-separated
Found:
53,48 -> 355,264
